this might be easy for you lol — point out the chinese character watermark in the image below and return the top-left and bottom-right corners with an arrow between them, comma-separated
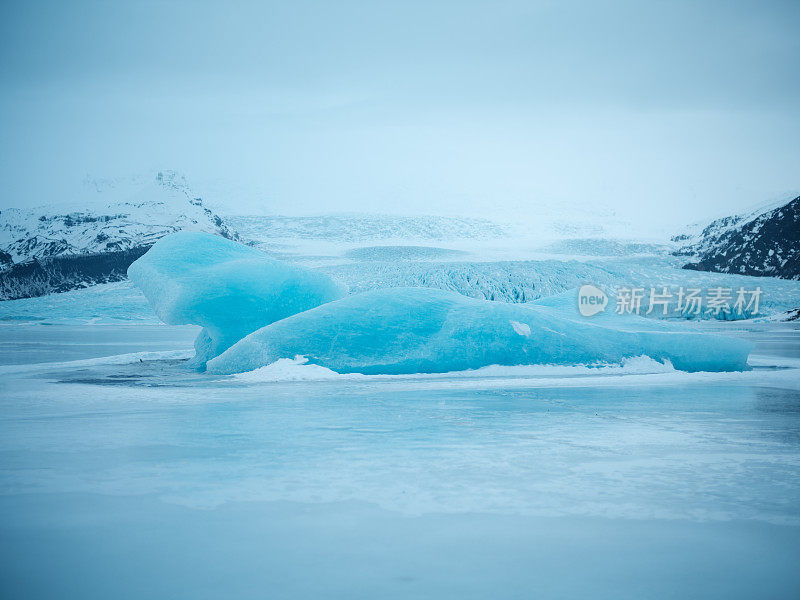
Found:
578,285 -> 762,318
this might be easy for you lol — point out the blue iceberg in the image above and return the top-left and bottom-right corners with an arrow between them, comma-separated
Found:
127,231 -> 346,368
206,287 -> 752,375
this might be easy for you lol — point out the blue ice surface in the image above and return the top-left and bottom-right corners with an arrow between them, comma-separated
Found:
127,232 -> 346,368
206,287 -> 753,375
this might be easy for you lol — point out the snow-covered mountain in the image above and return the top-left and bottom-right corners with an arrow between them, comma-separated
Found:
0,171 -> 238,264
0,172 -> 239,299
674,195 -> 799,280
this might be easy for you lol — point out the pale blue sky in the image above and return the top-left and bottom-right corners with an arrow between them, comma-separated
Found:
1,0 -> 798,225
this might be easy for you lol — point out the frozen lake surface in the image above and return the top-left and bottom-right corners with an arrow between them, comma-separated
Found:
1,321 -> 799,599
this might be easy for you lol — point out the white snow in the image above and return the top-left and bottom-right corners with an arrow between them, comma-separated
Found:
234,356 -> 365,382
0,171 -> 237,263
509,320 -> 531,336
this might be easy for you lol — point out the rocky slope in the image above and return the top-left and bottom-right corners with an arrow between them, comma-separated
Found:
674,196 -> 799,280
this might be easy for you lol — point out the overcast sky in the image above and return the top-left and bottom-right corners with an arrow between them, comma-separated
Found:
0,0 -> 798,226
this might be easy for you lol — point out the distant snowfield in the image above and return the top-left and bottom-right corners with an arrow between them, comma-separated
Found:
226,212 -> 676,267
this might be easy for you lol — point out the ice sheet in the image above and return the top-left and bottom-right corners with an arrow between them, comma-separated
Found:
0,321 -> 799,599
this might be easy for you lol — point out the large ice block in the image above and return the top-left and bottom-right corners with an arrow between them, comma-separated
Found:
127,231 -> 346,368
207,287 -> 752,375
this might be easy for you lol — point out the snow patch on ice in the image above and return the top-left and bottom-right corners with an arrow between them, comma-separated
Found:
231,354 -> 676,383
509,320 -> 531,336
233,356 -> 366,382
430,355 -> 675,378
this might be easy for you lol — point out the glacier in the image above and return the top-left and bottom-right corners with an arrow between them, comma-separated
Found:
127,231 -> 346,368
321,255 -> 800,319
207,287 -> 752,375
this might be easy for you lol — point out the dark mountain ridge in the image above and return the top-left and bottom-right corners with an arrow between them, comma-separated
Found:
675,196 -> 799,280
